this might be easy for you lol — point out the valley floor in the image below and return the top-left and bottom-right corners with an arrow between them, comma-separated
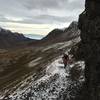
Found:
0,37 -> 83,100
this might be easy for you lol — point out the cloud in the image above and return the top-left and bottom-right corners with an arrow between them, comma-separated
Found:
19,0 -> 64,10
0,0 -> 85,35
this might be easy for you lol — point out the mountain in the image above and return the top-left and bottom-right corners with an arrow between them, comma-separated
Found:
0,28 -> 35,49
42,29 -> 64,40
63,21 -> 80,40
41,21 -> 80,44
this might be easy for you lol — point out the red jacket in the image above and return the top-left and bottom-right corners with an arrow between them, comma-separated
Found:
62,54 -> 69,65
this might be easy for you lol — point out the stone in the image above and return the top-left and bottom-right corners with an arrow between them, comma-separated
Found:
77,0 -> 100,100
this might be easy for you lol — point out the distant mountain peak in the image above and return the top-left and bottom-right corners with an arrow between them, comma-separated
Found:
69,21 -> 78,28
64,21 -> 78,32
42,28 -> 64,41
41,21 -> 80,44
0,27 -> 34,49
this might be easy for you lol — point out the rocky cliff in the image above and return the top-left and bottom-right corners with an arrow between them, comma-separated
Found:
78,0 -> 100,100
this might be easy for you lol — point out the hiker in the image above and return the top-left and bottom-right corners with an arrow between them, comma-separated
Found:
62,53 -> 69,68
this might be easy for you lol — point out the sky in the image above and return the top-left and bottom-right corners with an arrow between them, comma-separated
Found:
0,0 -> 85,36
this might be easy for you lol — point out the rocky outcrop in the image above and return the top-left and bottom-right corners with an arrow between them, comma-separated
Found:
78,0 -> 100,100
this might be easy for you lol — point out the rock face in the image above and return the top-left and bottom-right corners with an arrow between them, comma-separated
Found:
78,0 -> 100,100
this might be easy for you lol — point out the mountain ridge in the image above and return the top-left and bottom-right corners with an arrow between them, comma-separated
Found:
41,21 -> 80,45
0,21 -> 80,48
0,27 -> 35,49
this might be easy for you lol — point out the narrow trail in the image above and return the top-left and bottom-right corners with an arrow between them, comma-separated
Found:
0,58 -> 85,100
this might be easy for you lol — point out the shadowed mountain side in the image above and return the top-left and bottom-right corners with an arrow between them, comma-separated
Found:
40,21 -> 80,45
0,21 -> 80,49
0,28 -> 36,49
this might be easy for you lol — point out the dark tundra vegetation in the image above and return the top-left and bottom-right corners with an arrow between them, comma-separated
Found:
0,0 -> 99,100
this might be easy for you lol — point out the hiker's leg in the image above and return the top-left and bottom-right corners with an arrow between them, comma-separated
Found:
64,64 -> 67,68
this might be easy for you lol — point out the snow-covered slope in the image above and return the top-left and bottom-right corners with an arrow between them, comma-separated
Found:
0,57 -> 85,100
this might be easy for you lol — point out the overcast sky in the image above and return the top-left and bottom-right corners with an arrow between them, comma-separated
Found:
0,0 -> 85,35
